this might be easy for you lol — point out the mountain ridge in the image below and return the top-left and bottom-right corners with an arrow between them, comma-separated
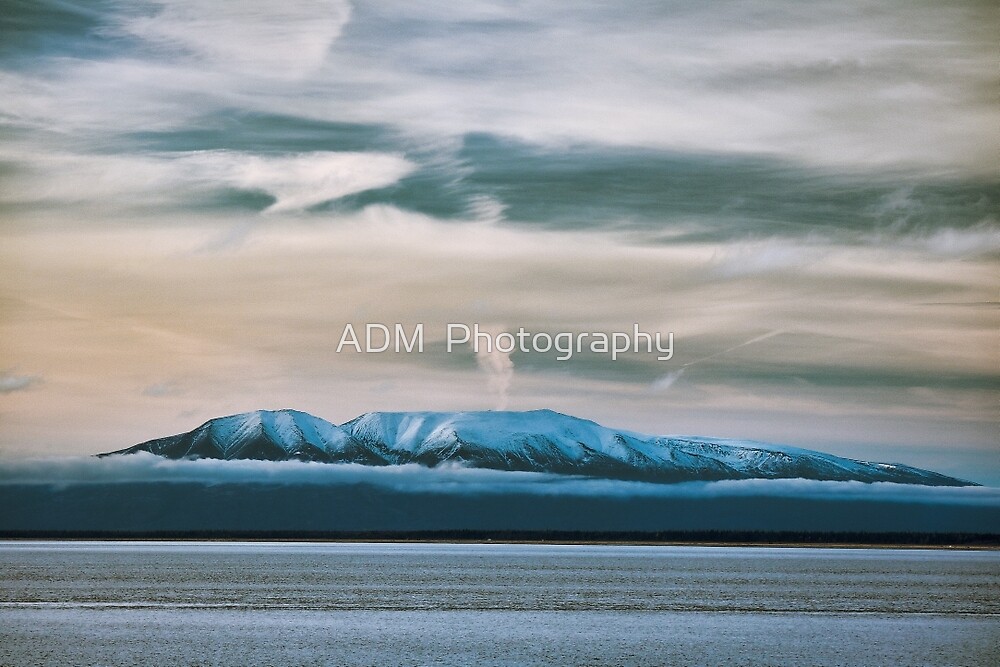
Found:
101,408 -> 976,487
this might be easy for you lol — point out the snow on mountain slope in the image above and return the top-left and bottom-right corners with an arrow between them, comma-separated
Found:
112,409 -> 380,464
349,409 -> 641,460
102,409 -> 976,486
342,410 -> 743,481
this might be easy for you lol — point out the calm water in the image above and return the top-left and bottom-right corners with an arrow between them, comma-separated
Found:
1,542 -> 997,666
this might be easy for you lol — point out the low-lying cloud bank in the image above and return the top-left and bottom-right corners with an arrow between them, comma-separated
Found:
3,454 -> 996,505
4,456 -> 998,534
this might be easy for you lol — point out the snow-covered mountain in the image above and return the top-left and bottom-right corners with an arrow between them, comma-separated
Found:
103,409 -> 975,486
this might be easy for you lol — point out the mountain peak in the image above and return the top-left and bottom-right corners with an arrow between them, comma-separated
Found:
102,408 -> 976,487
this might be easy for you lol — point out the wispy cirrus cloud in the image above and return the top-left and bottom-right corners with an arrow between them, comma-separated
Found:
3,1 -> 997,173
121,0 -> 352,80
0,148 -> 414,213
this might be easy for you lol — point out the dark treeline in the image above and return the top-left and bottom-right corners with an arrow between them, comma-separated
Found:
2,529 -> 997,546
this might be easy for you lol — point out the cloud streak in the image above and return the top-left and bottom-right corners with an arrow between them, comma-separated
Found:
0,373 -> 39,393
122,0 -> 352,80
0,149 -> 414,213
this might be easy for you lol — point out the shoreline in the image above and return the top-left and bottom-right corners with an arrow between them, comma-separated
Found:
2,531 -> 998,550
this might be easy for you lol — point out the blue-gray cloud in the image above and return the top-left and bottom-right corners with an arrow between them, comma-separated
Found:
0,373 -> 39,393
3,455 -> 998,506
142,381 -> 184,397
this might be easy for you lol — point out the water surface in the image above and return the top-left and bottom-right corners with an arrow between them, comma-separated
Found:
1,541 -> 997,666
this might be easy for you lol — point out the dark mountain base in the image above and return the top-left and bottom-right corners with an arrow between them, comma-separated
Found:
3,481 -> 997,534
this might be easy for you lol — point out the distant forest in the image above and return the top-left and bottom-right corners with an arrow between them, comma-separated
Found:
2,530 -> 997,546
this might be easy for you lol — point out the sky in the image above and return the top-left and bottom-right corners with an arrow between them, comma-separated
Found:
1,1 -> 998,484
